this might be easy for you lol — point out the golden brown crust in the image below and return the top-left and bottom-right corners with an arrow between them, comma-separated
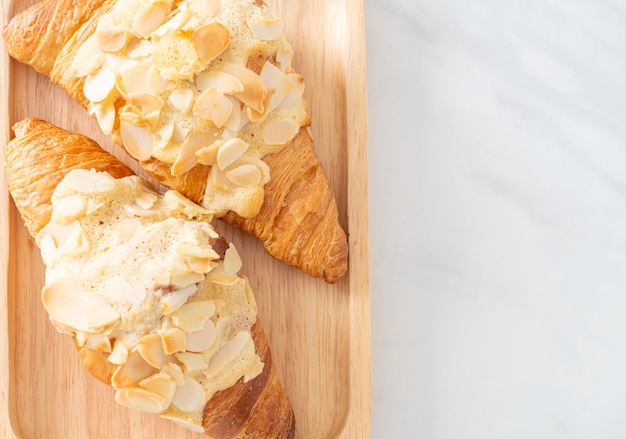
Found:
4,0 -> 348,283
6,118 -> 295,438
223,129 -> 348,283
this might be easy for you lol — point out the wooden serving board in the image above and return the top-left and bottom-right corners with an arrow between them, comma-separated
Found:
0,0 -> 370,437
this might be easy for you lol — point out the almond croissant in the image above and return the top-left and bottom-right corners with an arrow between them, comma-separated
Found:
6,117 -> 295,438
3,0 -> 348,283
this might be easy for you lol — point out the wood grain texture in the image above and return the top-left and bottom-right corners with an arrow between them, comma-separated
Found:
0,0 -> 370,437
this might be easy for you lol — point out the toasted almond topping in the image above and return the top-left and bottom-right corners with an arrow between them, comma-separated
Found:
112,351 -> 157,389
208,166 -> 234,191
175,243 -> 219,260
128,92 -> 164,117
161,328 -> 186,354
72,35 -> 105,77
192,22 -> 231,64
108,340 -> 129,365
172,123 -> 190,143
247,16 -> 284,41
171,376 -> 205,412
260,61 -> 295,113
203,331 -> 250,379
148,66 -> 169,92
200,0 -> 222,18
172,301 -> 216,333
42,282 -> 119,332
89,101 -> 116,135
172,271 -> 205,288
85,333 -> 112,353
83,67 -> 116,103
161,362 -> 185,385
154,122 -> 175,149
158,414 -> 205,433
225,164 -> 262,187
275,47 -> 293,72
38,220 -> 80,249
75,331 -> 88,348
175,352 -> 208,372
195,140 -> 223,166
128,39 -> 155,59
52,195 -> 87,222
223,244 -> 242,275
121,62 -> 152,94
171,130 -> 215,176
135,191 -> 158,210
196,71 -> 244,94
65,169 -> 117,194
114,218 -> 141,244
115,387 -> 168,414
120,121 -> 153,161
244,87 -> 274,124
161,284 -> 198,315
163,190 -> 213,217
103,277 -> 146,305
97,15 -> 129,53
139,372 -> 176,409
262,117 -> 300,145
225,97 -> 243,131
216,138 -> 249,170
222,63 -> 267,113
153,9 -> 192,38
133,2 -> 170,38
138,333 -> 175,368
185,319 -> 217,352
278,73 -> 305,109
168,87 -> 195,114
187,258 -> 217,274
193,88 -> 233,127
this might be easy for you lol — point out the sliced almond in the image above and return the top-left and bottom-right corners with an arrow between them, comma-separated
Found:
89,101 -> 116,135
221,63 -> 267,113
262,117 -> 300,145
120,120 -> 153,161
193,87 -> 233,127
52,195 -> 87,222
172,271 -> 205,289
114,218 -> 141,244
275,47 -> 293,72
103,277 -> 146,305
247,16 -> 284,41
244,87 -> 274,124
64,169 -> 116,194
163,190 -> 213,217
71,34 -> 104,77
187,258 -> 217,275
171,130 -> 215,176
172,376 -> 205,412
153,9 -> 192,38
185,318 -> 217,352
278,73 -> 305,109
38,234 -> 57,266
139,372 -> 176,409
224,97 -> 243,132
216,138 -> 249,170
161,362 -> 185,385
75,331 -> 88,348
175,352 -> 208,372
200,0 -> 222,18
161,284 -> 198,315
195,140 -> 223,166
172,301 -> 216,333
196,71 -> 243,95
83,66 -> 116,103
133,1 -> 170,38
42,282 -> 119,332
168,87 -> 195,114
138,333 -> 175,368
161,328 -> 186,354
225,163 -> 262,187
208,166 -> 233,191
192,22 -> 231,64
260,61 -> 295,113
97,15 -> 129,53
175,243 -> 219,260
223,244 -> 242,276
203,331 -> 250,379
154,121 -> 175,149
128,39 -> 155,59
115,387 -> 168,414
85,333 -> 112,353
108,340 -> 129,365
121,62 -> 152,95
128,92 -> 164,117
148,65 -> 169,92
158,414 -> 205,433
39,220 -> 80,250
111,351 -> 157,389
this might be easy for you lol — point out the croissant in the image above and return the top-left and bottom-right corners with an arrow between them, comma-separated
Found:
3,0 -> 348,283
6,117 -> 295,438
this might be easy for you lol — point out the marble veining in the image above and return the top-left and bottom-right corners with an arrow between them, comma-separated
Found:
366,0 -> 626,437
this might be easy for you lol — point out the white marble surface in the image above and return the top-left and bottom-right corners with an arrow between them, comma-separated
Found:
365,0 -> 626,437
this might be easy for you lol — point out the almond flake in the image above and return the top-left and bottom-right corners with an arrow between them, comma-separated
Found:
120,121 -> 153,161
136,190 -> 159,209
71,35 -> 105,77
184,318 -> 217,352
89,101 -> 116,135
223,244 -> 242,275
163,190 -> 212,217
128,92 -> 164,117
168,87 -> 195,114
247,17 -> 284,41
161,362 -> 185,385
114,218 -> 141,243
200,0 -> 222,18
103,277 -> 146,305
192,22 -> 231,64
171,130 -> 215,176
161,328 -> 186,354
108,340 -> 129,365
138,333 -> 175,368
115,387 -> 168,414
278,74 -> 305,109
133,2 -> 170,38
121,62 -> 152,94
65,169 -> 117,194
172,271 -> 205,288
161,284 -> 198,315
111,351 -> 157,389
225,164 -> 262,187
175,243 -> 219,260
192,87 -> 233,127
196,71 -> 243,94
260,61 -> 295,113
83,67 -> 116,103
52,195 -> 87,222
216,138 -> 249,170
97,15 -> 129,53
175,352 -> 208,372
262,117 -> 300,145
195,140 -> 223,166
203,331 -> 250,379
172,376 -> 205,412
85,333 -> 112,353
222,63 -> 267,113
172,301 -> 216,333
